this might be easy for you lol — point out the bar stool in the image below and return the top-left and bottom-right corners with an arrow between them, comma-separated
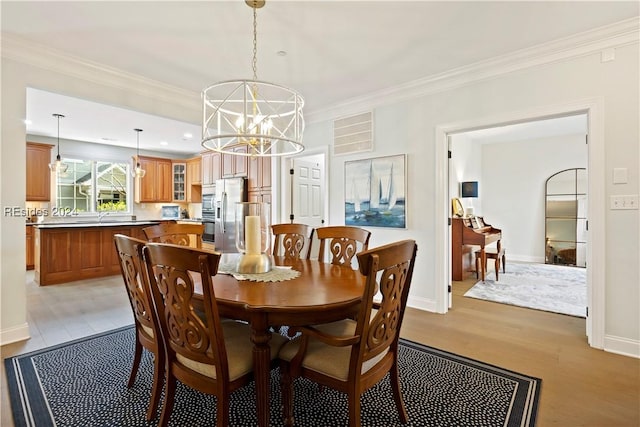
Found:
475,247 -> 506,281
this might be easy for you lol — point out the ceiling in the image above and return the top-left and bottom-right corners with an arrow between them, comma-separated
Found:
2,1 -> 638,154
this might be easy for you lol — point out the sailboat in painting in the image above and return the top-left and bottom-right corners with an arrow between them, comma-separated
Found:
351,179 -> 361,213
345,155 -> 405,228
381,163 -> 397,214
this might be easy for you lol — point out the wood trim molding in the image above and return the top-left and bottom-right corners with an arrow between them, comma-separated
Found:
0,34 -> 199,113
0,322 -> 30,346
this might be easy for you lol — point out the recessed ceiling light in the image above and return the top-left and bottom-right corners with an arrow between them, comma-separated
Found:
183,132 -> 193,139
160,141 -> 169,146
24,119 -> 32,125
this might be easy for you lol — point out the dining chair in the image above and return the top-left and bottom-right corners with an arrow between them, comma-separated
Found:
142,222 -> 204,248
278,239 -> 418,427
271,223 -> 314,260
113,234 -> 163,421
315,225 -> 371,267
142,242 -> 288,427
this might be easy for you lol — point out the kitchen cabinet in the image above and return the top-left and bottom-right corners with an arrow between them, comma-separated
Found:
186,157 -> 202,203
222,146 -> 248,177
172,161 -> 186,202
26,225 -> 35,270
187,157 -> 202,185
138,156 -> 172,202
201,151 -> 222,186
248,190 -> 271,205
34,224 -> 150,285
248,155 -> 272,205
248,156 -> 272,193
26,142 -> 53,201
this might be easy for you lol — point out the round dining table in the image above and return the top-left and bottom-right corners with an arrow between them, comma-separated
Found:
194,256 -> 367,427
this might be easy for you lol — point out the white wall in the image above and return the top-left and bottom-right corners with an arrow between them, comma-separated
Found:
1,31 -> 638,355
302,42 -> 639,352
481,133 -> 587,262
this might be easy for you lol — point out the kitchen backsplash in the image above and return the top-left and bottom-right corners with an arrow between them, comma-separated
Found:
25,201 -> 201,222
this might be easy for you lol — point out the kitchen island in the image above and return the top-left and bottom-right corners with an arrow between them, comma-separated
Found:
34,221 -> 159,285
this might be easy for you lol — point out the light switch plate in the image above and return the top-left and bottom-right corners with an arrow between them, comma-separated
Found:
613,168 -> 628,184
610,195 -> 639,210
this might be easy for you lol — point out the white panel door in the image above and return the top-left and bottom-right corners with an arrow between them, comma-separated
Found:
292,158 -> 324,228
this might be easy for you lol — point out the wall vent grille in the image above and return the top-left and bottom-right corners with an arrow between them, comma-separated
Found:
333,111 -> 373,155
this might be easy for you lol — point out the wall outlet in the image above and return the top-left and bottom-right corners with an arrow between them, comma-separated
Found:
610,195 -> 639,210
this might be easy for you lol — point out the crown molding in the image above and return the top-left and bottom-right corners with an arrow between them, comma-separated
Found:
306,17 -> 640,124
0,34 -> 200,113
2,17 -> 638,125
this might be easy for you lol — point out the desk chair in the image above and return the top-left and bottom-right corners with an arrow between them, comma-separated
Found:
475,247 -> 506,281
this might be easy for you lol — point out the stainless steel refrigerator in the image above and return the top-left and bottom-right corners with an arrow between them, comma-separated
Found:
214,177 -> 248,253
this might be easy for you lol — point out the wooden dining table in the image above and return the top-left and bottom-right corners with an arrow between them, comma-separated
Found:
193,255 -> 367,427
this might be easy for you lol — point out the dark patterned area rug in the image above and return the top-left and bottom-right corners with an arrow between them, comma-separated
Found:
5,326 -> 540,427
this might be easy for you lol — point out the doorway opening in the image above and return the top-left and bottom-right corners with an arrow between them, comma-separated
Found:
449,114 -> 588,320
435,99 -> 605,349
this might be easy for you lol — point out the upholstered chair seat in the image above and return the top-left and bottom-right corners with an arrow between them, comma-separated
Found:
177,320 -> 285,381
279,319 -> 388,381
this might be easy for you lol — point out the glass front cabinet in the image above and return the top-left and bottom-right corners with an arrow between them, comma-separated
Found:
172,162 -> 186,202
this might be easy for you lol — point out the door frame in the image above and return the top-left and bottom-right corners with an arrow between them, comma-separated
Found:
435,98 -> 605,349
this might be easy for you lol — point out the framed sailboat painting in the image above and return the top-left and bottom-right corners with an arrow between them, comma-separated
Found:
344,154 -> 406,228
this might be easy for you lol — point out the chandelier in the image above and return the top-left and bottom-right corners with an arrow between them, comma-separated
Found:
132,128 -> 146,178
201,0 -> 304,157
49,113 -> 68,174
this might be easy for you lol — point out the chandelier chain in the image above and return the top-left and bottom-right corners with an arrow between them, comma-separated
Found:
252,6 -> 258,82
56,115 -> 61,156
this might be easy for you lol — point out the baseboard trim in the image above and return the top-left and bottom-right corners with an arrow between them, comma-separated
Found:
407,296 -> 439,313
506,255 -> 545,264
604,334 -> 640,359
0,323 -> 31,346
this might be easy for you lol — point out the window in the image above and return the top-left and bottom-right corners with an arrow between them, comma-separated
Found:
56,159 -> 131,213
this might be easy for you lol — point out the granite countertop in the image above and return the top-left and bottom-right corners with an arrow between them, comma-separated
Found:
175,218 -> 204,223
34,220 -> 160,229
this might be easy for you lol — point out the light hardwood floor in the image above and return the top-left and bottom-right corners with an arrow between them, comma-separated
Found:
2,270 -> 639,426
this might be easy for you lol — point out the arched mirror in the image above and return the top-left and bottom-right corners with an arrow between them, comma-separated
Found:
545,168 -> 587,267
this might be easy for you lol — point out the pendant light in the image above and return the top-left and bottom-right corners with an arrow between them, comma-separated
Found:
132,128 -> 146,178
201,0 -> 304,157
49,113 -> 68,174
